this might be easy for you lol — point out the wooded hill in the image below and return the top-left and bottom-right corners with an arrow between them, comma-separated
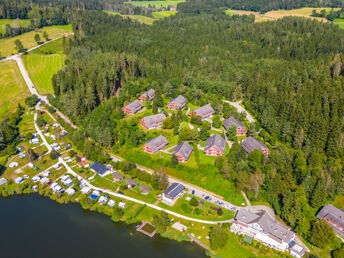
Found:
50,9 -> 344,250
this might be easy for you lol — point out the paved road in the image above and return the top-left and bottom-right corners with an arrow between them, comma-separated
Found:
224,100 -> 255,123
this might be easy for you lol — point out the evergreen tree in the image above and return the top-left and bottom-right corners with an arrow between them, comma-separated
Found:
310,178 -> 327,208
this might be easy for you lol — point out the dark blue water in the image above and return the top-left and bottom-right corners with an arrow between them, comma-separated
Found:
0,194 -> 206,258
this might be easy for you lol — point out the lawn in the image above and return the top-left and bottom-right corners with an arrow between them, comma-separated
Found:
152,10 -> 176,19
0,60 -> 30,118
0,19 -> 31,34
125,0 -> 184,7
23,37 -> 67,95
0,24 -> 72,57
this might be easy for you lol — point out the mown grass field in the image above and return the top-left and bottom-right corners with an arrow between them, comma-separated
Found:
0,60 -> 30,118
152,10 -> 176,19
0,19 -> 30,34
0,24 -> 72,57
125,0 -> 184,7
226,7 -> 340,23
23,37 -> 67,95
333,18 -> 344,28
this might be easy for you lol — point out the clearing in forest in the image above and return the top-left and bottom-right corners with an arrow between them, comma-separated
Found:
23,37 -> 67,95
125,0 -> 184,8
0,19 -> 31,34
0,24 -> 72,57
0,60 -> 30,118
152,10 -> 176,19
226,7 -> 340,23
105,11 -> 158,25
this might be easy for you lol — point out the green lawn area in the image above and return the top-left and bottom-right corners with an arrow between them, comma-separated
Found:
333,18 -> 344,28
125,0 -> 184,7
0,19 -> 30,34
0,24 -> 72,57
152,10 -> 176,19
23,37 -> 67,95
0,60 -> 30,119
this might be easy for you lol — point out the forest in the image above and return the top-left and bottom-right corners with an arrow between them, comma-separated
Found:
49,8 -> 344,248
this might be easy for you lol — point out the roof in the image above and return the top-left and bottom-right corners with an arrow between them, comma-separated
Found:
242,136 -> 268,152
192,104 -> 215,118
144,135 -> 169,153
204,134 -> 226,152
112,172 -> 124,180
141,89 -> 155,100
223,117 -> 245,131
317,204 -> 344,230
90,162 -> 110,176
163,183 -> 185,199
124,100 -> 143,111
125,178 -> 138,186
142,113 -> 166,128
78,161 -> 89,166
169,95 -> 187,107
140,185 -> 151,192
172,142 -> 193,160
235,209 -> 294,243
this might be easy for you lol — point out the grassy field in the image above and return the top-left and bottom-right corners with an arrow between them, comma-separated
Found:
333,18 -> 344,28
226,7 -> 339,23
0,60 -> 30,118
125,0 -> 184,7
152,10 -> 176,19
0,24 -> 72,57
23,37 -> 67,95
0,19 -> 30,34
105,11 -> 157,24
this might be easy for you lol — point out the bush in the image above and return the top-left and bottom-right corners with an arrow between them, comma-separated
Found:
309,220 -> 335,248
190,197 -> 198,206
209,224 -> 228,250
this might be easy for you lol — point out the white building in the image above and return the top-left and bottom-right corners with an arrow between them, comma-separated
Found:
162,183 -> 185,205
118,202 -> 126,208
66,188 -> 76,196
230,209 -> 299,255
81,187 -> 91,194
15,177 -> 24,184
0,178 -> 8,186
107,200 -> 116,207
9,162 -> 19,168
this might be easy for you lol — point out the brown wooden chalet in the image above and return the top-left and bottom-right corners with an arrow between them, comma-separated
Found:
140,113 -> 166,130
204,134 -> 226,156
122,100 -> 143,115
223,117 -> 247,136
242,136 -> 269,155
142,135 -> 169,154
172,142 -> 193,162
139,89 -> 155,102
189,104 -> 215,120
166,95 -> 187,110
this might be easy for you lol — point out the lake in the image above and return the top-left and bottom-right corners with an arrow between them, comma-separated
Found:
0,194 -> 206,258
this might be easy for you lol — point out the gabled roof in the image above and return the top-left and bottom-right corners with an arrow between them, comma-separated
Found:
242,136 -> 268,152
125,178 -> 139,187
172,142 -> 193,160
204,134 -> 226,152
90,162 -> 109,176
223,117 -> 245,131
144,135 -> 169,153
317,204 -> 344,230
192,104 -> 215,117
235,209 -> 294,244
124,100 -> 143,111
141,89 -> 155,100
163,183 -> 185,199
140,185 -> 151,192
142,113 -> 166,128
112,172 -> 124,180
168,95 -> 187,107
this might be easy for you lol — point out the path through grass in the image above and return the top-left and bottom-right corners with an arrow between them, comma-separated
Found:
23,37 -> 67,95
0,24 -> 72,57
125,0 -> 184,7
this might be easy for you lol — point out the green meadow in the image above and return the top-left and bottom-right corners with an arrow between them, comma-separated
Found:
0,60 -> 30,118
0,19 -> 31,33
125,0 -> 184,7
23,37 -> 67,95
152,10 -> 176,19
